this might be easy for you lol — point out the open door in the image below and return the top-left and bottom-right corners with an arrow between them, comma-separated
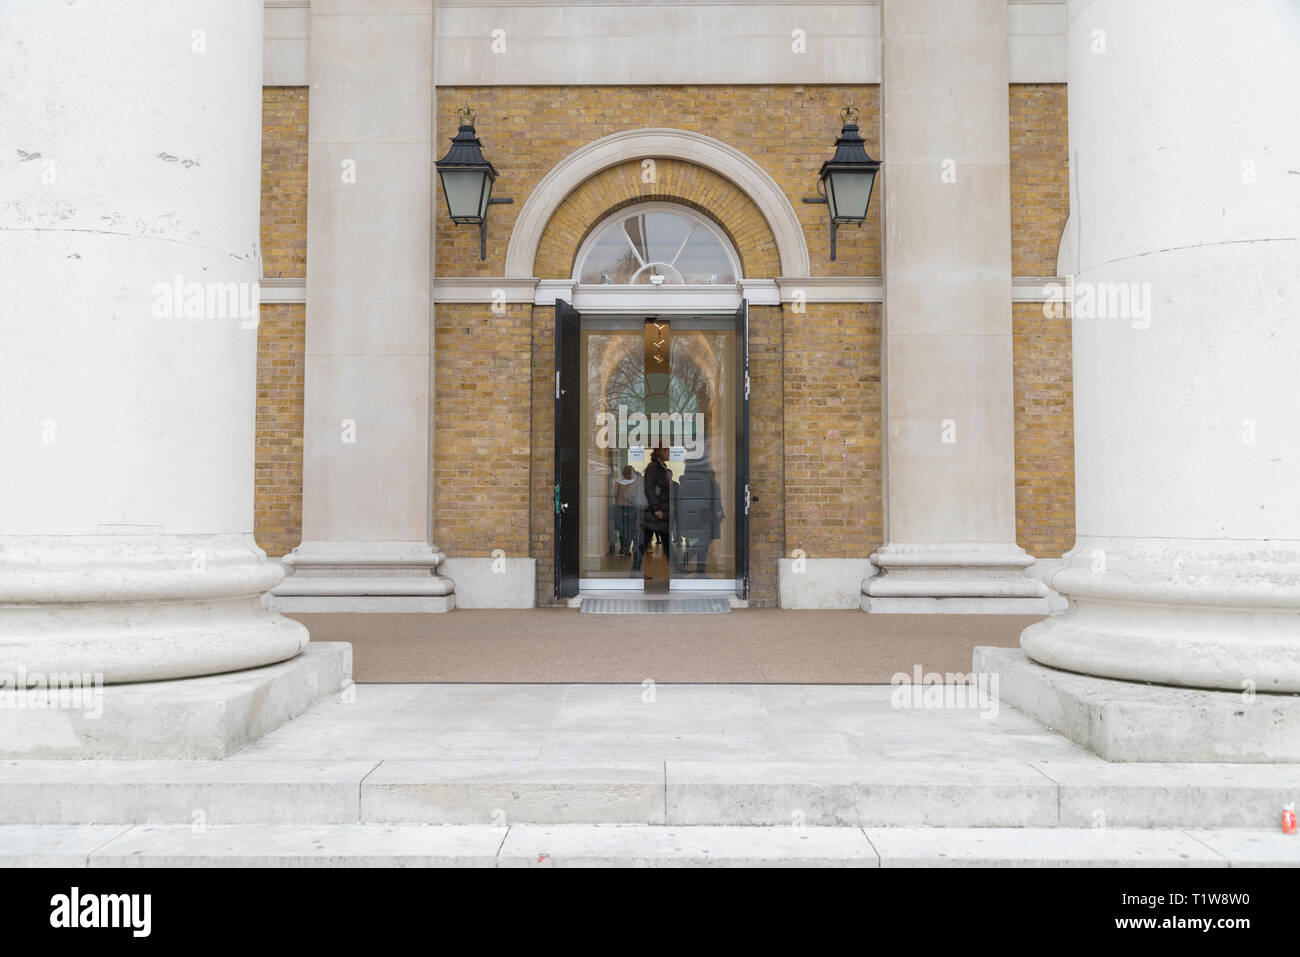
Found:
554,299 -> 581,600
734,299 -> 750,600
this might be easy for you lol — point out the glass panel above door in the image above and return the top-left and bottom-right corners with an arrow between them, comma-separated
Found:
574,205 -> 740,286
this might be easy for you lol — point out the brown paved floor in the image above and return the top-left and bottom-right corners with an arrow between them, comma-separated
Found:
287,610 -> 1043,684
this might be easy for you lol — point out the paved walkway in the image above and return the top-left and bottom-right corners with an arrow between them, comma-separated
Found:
232,681 -> 1079,762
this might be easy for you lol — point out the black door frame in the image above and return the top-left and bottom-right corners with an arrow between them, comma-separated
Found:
553,300 -> 581,600
733,299 -> 750,600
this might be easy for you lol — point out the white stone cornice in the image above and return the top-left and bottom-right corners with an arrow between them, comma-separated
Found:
533,279 -> 578,306
739,278 -> 779,306
1013,277 -> 1069,302
284,276 -> 1066,307
776,276 -> 883,303
572,285 -> 744,313
504,128 -> 812,281
433,277 -> 539,304
426,276 -> 1069,307
260,277 -> 306,304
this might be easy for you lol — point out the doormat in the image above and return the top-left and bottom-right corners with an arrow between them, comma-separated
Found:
580,596 -> 731,614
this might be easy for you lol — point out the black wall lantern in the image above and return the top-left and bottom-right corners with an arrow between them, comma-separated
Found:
435,106 -> 513,261
803,104 -> 881,261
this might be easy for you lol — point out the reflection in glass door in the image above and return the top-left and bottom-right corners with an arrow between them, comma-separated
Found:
577,318 -> 737,590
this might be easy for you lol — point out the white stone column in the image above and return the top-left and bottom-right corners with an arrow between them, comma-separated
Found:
275,0 -> 453,612
1021,0 -> 1300,691
864,0 -> 1047,613
0,0 -> 307,683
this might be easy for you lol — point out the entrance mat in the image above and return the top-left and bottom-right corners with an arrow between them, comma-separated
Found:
285,610 -> 1046,684
580,596 -> 731,615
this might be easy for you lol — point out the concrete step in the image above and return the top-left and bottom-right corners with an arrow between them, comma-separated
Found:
1,824 -> 1295,868
1,759 -> 1296,830
0,759 -> 380,825
666,760 -> 1300,829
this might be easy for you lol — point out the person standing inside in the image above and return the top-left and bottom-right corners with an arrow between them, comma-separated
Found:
613,465 -> 641,556
675,447 -> 723,575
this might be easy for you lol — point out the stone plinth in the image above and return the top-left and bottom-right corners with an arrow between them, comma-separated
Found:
977,647 -> 1300,763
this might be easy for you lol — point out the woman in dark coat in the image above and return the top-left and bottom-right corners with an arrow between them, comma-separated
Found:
630,446 -> 671,573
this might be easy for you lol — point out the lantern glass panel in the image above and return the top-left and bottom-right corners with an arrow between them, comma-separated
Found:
439,169 -> 488,222
825,169 -> 875,222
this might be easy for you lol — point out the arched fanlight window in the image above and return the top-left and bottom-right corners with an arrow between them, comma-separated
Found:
575,204 -> 740,285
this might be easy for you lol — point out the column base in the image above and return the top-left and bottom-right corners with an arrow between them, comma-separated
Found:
976,646 -> 1300,763
1022,537 -> 1300,693
862,543 -> 1051,614
0,642 -> 351,759
778,558 -> 875,609
438,557 -> 535,609
272,595 -> 454,613
862,596 -> 1053,614
0,535 -> 308,684
274,541 -> 455,614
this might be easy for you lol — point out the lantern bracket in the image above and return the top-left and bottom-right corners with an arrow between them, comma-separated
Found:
802,186 -> 842,261
478,197 -> 514,261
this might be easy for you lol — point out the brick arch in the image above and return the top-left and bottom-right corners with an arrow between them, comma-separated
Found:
507,128 -> 809,279
533,158 -> 782,280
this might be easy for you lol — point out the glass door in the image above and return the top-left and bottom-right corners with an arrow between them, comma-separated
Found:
576,316 -> 740,591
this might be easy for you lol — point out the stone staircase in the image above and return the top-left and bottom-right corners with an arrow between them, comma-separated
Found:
2,758 -> 1297,866
8,823 -> 1290,867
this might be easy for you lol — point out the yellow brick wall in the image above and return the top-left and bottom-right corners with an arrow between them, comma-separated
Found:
747,304 -> 786,606
1013,301 -> 1075,557
260,87 -> 308,278
254,87 -> 308,556
528,303 -> 556,604
782,302 -> 882,559
1010,84 -> 1069,277
1010,83 -> 1075,556
433,302 -> 533,557
435,85 -> 881,278
254,303 -> 306,556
